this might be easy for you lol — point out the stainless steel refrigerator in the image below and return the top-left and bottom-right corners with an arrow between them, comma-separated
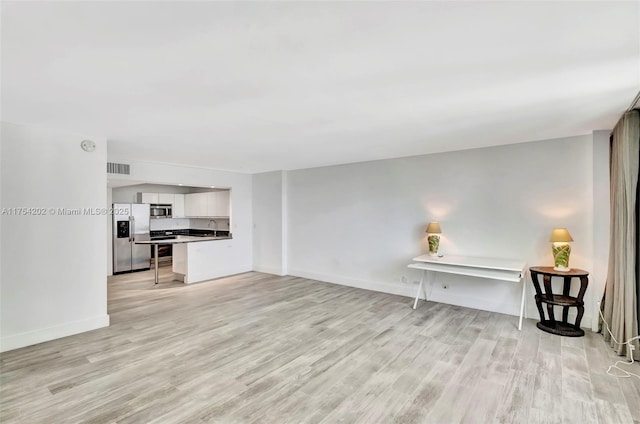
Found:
113,203 -> 151,273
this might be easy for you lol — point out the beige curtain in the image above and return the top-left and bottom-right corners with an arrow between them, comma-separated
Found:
603,110 -> 639,359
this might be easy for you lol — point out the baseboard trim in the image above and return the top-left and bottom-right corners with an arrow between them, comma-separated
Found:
288,269 -> 417,299
0,314 -> 110,353
287,268 -> 531,318
252,265 -> 285,276
287,269 -> 594,328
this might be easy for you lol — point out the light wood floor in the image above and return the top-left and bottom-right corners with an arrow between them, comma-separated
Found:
1,268 -> 639,423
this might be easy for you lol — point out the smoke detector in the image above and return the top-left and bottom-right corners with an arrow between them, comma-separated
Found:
80,139 -> 96,152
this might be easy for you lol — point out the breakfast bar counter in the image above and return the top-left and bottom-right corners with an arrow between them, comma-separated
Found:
135,235 -> 233,284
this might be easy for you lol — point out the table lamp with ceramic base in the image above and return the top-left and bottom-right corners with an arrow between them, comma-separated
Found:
426,222 -> 442,256
550,228 -> 573,272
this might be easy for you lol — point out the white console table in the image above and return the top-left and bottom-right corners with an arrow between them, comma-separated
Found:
409,254 -> 527,330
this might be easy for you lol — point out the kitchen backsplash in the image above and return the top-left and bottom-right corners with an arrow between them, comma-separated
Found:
149,218 -> 230,231
149,218 -> 190,231
190,218 -> 230,231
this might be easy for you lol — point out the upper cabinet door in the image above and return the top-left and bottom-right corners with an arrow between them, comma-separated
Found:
206,192 -> 217,217
158,193 -> 174,205
138,192 -> 159,204
184,190 -> 229,217
184,193 -> 195,217
185,192 -> 208,217
173,194 -> 185,218
215,190 -> 230,217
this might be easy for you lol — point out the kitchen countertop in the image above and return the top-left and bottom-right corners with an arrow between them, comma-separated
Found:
150,229 -> 230,238
135,235 -> 232,245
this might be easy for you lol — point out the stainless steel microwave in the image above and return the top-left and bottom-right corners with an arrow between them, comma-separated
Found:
150,204 -> 172,218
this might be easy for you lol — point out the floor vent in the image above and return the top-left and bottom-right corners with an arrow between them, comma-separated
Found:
107,162 -> 130,175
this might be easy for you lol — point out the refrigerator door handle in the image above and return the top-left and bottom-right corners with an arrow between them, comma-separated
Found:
131,216 -> 135,242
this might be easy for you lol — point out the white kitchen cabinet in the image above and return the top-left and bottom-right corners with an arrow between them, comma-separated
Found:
137,192 -> 159,204
205,192 -> 217,217
206,191 -> 230,217
185,192 -> 208,217
158,193 -> 174,204
184,190 -> 230,217
214,190 -> 230,217
173,194 -> 185,218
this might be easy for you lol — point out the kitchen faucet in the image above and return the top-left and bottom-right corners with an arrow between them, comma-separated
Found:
209,219 -> 217,236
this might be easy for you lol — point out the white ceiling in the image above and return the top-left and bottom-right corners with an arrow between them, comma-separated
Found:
2,1 -> 639,173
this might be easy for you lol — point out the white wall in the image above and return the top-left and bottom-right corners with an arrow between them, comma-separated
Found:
286,134 -> 607,325
252,171 -> 286,275
107,159 -> 253,276
1,122 -> 109,352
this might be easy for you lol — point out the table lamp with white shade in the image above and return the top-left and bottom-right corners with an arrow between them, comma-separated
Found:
426,222 -> 442,256
550,228 -> 573,271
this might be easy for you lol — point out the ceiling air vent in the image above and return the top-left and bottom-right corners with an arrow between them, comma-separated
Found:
107,162 -> 130,175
